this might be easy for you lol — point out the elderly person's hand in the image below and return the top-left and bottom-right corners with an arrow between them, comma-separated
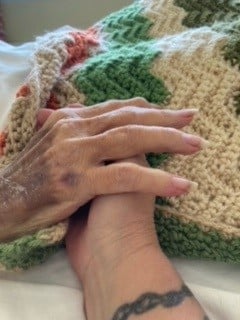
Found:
0,98 -> 202,242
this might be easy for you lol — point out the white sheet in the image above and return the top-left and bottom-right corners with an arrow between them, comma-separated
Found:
0,38 -> 240,320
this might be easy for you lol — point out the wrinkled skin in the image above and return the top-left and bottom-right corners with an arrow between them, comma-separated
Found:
0,98 -> 202,241
66,155 -> 157,282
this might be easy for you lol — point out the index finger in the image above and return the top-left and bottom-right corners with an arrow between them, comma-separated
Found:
68,97 -> 159,119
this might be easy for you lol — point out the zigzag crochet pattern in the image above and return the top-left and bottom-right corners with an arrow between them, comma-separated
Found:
1,0 -> 240,270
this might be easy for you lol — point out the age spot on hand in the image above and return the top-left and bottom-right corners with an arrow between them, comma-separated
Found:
61,172 -> 78,187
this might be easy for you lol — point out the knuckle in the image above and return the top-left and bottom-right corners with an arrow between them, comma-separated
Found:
164,127 -> 179,137
52,119 -> 70,134
95,127 -> 131,158
98,131 -> 110,145
161,128 -> 179,150
101,127 -> 128,143
107,99 -> 118,106
115,164 -> 136,188
77,118 -> 92,134
114,126 -> 132,142
67,103 -> 84,109
159,109 -> 178,119
159,109 -> 169,117
157,109 -> 173,122
51,118 -> 85,137
51,108 -> 82,124
51,109 -> 68,122
120,106 -> 140,118
100,99 -> 120,110
131,97 -> 149,107
89,134 -> 109,158
95,131 -> 115,152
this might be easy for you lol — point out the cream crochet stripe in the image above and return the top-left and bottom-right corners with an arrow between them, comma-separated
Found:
0,27 -> 100,271
0,30 -> 95,271
149,27 -> 240,239
0,29 -> 86,169
140,0 -> 187,37
2,0 -> 240,270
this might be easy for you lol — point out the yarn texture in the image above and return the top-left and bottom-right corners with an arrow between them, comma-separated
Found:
1,0 -> 240,270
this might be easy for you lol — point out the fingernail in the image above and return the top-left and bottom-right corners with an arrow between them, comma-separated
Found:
172,177 -> 198,191
179,108 -> 199,118
183,133 -> 210,149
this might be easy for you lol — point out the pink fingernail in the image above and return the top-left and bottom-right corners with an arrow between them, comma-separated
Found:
183,133 -> 210,149
180,108 -> 199,118
172,177 -> 198,191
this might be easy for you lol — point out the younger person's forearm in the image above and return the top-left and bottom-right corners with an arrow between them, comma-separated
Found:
81,245 -> 209,320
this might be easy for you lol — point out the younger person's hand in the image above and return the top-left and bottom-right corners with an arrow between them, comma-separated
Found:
66,155 -> 157,282
66,156 -> 206,320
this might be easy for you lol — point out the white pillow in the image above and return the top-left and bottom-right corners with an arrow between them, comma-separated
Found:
0,40 -> 33,129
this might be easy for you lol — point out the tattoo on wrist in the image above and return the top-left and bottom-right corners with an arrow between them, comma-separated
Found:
112,285 -> 209,320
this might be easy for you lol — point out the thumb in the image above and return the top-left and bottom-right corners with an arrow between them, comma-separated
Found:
36,108 -> 54,130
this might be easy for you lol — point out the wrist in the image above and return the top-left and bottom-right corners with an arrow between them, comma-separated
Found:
82,214 -> 160,279
81,244 -> 179,320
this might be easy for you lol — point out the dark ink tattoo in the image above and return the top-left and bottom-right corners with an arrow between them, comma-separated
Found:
112,285 -> 209,320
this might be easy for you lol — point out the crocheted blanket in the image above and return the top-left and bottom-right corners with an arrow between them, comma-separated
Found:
1,0 -> 240,271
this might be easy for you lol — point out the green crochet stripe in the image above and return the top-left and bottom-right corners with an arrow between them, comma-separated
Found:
0,1 -> 170,271
75,0 -> 170,105
0,235 -> 61,270
174,0 -> 240,28
72,43 -> 171,168
174,0 -> 240,114
98,2 -> 153,48
73,4 -> 177,220
73,43 -> 171,106
147,153 -> 169,168
73,2 -> 170,106
155,211 -> 240,263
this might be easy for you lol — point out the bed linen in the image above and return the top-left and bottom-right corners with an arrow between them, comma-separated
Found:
1,31 -> 240,320
0,249 -> 240,320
